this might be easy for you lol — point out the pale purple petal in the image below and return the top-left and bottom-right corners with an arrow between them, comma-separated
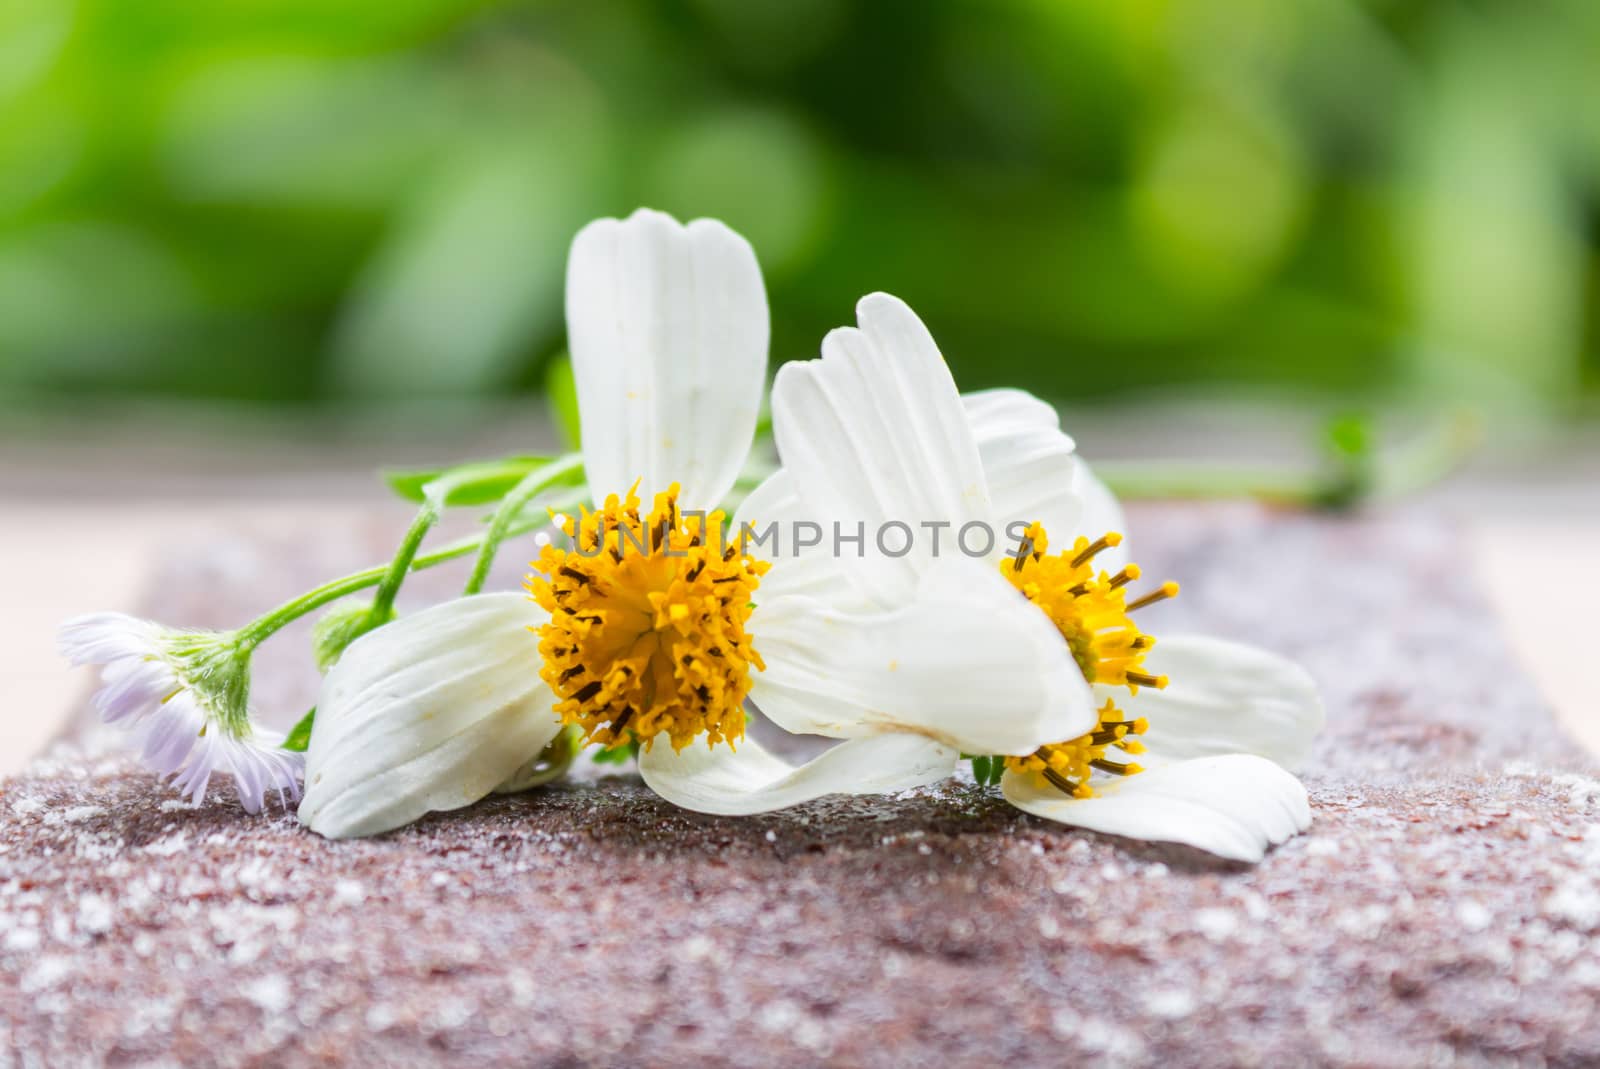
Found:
58,614 -> 303,814
58,613 -> 160,666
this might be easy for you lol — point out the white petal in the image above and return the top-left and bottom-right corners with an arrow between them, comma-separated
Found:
298,593 -> 562,839
1112,636 -> 1323,771
1002,754 -> 1310,863
961,388 -> 1081,553
749,558 -> 1099,755
732,468 -> 860,607
771,292 -> 990,606
638,733 -> 956,816
1074,458 -> 1128,569
565,208 -> 768,511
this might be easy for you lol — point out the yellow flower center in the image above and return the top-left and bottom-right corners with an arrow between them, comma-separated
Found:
527,483 -> 769,753
998,522 -> 1179,798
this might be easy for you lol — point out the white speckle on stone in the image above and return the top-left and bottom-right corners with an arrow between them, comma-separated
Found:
1236,890 -> 1271,922
10,798 -> 45,817
756,999 -> 802,1034
764,830 -> 776,842
1545,879 -> 1600,930
1455,900 -> 1493,933
232,857 -> 276,890
1144,988 -> 1197,1019
159,800 -> 191,813
1335,904 -> 1391,937
58,805 -> 105,824
1037,915 -> 1061,939
1305,838 -> 1341,857
4,927 -> 41,953
77,894 -> 114,935
1573,959 -> 1600,988
142,832 -> 189,857
332,880 -> 366,907
1552,773 -> 1600,809
21,956 -> 73,993
430,999 -> 476,1031
243,974 -> 292,1015
1065,1014 -> 1145,1059
1194,908 -> 1238,941
678,935 -> 714,962
366,1004 -> 398,1032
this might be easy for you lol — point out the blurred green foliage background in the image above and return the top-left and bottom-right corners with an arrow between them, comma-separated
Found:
2,0 -> 1597,420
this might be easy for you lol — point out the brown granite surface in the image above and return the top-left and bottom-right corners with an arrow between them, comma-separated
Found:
5,505 -> 1600,1068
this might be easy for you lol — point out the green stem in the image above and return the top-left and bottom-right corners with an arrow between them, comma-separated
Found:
462,454 -> 585,596
1096,410 -> 1479,510
367,499 -> 441,621
236,492 -> 587,649
1095,463 -> 1313,505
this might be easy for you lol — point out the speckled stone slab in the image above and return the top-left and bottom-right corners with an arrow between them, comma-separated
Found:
5,506 -> 1599,1068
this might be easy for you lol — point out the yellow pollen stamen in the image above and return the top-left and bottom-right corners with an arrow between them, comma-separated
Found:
1127,581 -> 1181,612
998,523 -> 1178,799
1070,532 -> 1123,568
1004,699 -> 1149,798
1107,565 -> 1140,590
527,483 -> 769,753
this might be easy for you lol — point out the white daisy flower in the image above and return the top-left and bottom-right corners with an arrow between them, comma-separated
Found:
724,292 -> 1323,862
58,613 -> 303,813
297,209 -> 1093,838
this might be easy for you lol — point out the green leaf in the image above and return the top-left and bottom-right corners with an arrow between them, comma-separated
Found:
283,707 -> 315,752
989,759 -> 1007,786
383,454 -> 571,506
546,354 -> 581,450
1324,413 -> 1373,459
1313,413 -> 1376,510
970,755 -> 991,785
591,739 -> 639,765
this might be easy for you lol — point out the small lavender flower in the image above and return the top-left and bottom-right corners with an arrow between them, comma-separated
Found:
58,613 -> 303,813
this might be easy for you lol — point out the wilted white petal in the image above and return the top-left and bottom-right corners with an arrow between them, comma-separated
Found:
1111,636 -> 1323,770
298,593 -> 561,839
772,293 -> 990,606
748,558 -> 1098,755
566,208 -> 768,510
638,733 -> 955,816
961,387 -> 1080,553
1002,754 -> 1310,863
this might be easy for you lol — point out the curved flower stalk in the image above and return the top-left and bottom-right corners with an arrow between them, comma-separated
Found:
689,292 -> 1324,862
299,209 -> 1096,837
58,614 -> 302,813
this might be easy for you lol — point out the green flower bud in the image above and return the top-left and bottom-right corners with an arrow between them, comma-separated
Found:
311,600 -> 395,674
